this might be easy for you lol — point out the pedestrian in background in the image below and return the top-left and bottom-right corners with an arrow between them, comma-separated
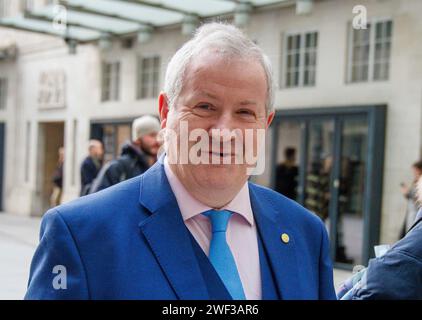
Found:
275,147 -> 298,200
89,115 -> 161,193
50,147 -> 64,207
400,160 -> 422,237
80,140 -> 104,196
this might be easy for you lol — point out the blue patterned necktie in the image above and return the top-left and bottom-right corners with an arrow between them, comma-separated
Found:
202,209 -> 246,300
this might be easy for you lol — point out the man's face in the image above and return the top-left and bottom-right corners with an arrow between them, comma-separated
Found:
90,143 -> 104,159
140,132 -> 160,156
58,148 -> 65,163
160,51 -> 274,193
94,144 -> 104,159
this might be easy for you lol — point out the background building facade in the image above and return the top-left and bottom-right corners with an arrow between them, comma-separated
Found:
1,0 -> 422,268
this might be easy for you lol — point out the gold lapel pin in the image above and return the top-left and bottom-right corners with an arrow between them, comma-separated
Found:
281,233 -> 290,244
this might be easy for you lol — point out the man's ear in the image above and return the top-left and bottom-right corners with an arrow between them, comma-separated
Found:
266,111 -> 275,129
158,92 -> 170,129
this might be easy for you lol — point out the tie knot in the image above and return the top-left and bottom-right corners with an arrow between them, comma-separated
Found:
202,209 -> 232,233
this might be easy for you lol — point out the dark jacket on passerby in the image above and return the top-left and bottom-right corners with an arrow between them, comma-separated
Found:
275,163 -> 298,200
52,163 -> 63,189
351,214 -> 422,300
80,156 -> 102,196
89,143 -> 150,194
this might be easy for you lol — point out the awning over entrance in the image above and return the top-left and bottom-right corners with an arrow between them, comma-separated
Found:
0,0 -> 298,45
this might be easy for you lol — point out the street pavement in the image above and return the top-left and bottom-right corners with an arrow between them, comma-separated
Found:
0,213 -> 40,300
0,212 -> 352,300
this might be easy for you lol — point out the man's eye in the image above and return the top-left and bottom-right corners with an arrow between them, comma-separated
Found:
237,109 -> 255,117
195,104 -> 214,111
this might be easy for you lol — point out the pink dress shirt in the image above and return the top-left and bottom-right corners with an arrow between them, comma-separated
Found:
163,156 -> 262,300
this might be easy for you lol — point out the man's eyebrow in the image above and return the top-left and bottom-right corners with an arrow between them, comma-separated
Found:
194,91 -> 219,100
192,92 -> 257,106
239,100 -> 258,106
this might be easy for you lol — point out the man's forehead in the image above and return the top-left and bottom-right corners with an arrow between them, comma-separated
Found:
187,50 -> 262,73
184,57 -> 266,88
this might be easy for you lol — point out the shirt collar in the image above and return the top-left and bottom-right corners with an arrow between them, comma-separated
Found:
163,156 -> 254,226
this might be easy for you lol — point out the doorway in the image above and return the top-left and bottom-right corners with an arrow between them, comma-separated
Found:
0,123 -> 5,211
90,120 -> 132,163
271,105 -> 386,268
34,122 -> 65,216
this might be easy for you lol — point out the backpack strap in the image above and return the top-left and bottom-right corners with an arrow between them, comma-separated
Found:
116,155 -> 138,181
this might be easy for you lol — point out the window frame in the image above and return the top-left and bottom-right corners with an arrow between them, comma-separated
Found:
21,0 -> 35,12
137,55 -> 160,100
281,29 -> 319,89
0,0 -> 9,18
101,61 -> 120,102
346,17 -> 393,83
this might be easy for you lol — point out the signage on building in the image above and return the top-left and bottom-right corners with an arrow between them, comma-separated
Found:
38,70 -> 66,109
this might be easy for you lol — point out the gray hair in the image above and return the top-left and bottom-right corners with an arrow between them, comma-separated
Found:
164,22 -> 275,114
132,115 -> 161,141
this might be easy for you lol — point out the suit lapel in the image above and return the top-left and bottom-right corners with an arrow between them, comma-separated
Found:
138,159 -> 209,299
250,185 -> 304,299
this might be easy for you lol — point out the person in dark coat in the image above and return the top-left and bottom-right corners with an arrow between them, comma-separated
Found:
275,147 -> 298,200
340,177 -> 422,300
89,115 -> 161,193
80,140 -> 104,196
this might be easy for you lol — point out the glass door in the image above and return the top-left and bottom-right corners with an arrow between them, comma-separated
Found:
274,114 -> 370,268
304,119 -> 335,229
334,116 -> 368,266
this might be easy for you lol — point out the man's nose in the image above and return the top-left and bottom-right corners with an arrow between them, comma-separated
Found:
209,113 -> 236,142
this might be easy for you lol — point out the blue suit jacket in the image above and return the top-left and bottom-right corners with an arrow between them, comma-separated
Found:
25,159 -> 336,300
351,217 -> 422,300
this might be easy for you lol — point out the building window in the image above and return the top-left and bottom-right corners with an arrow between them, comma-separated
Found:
348,20 -> 393,83
101,62 -> 120,102
374,21 -> 393,81
0,0 -> 9,18
283,31 -> 318,88
137,56 -> 160,99
0,78 -> 7,110
21,0 -> 34,12
91,122 -> 131,163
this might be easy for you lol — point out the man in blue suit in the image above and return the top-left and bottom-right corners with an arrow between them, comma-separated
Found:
25,23 -> 336,300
